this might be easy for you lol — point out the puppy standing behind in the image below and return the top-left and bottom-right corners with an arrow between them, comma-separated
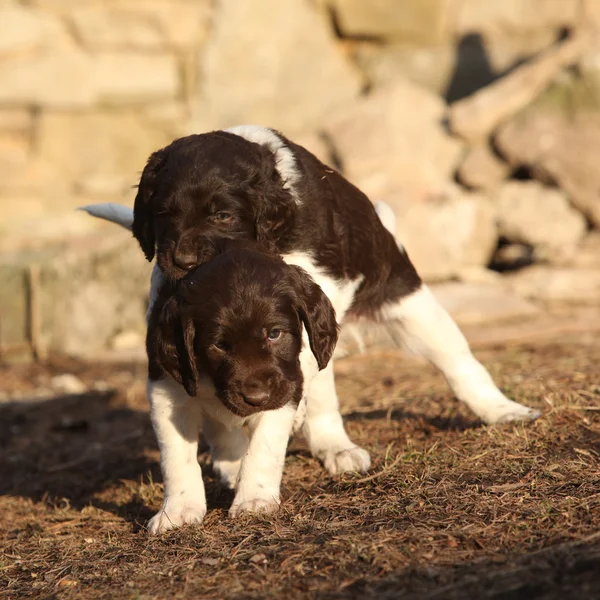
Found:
144,241 -> 354,533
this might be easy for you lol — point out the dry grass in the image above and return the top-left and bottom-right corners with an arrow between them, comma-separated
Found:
1,335 -> 599,599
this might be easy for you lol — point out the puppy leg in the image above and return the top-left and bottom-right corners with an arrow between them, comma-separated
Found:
202,418 -> 249,489
147,379 -> 207,534
382,285 -> 541,424
229,404 -> 297,518
303,362 -> 371,475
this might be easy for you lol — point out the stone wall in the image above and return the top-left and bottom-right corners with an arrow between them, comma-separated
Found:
1,0 -> 599,358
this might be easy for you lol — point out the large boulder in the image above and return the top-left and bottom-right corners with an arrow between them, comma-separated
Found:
496,106 -> 600,228
385,186 -> 498,282
328,0 -> 454,44
323,78 -> 464,199
194,0 -> 360,134
494,181 -> 587,261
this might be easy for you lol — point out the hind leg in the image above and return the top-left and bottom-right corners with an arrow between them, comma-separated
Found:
382,284 -> 541,424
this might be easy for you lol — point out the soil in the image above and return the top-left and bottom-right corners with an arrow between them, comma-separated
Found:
1,334 -> 599,599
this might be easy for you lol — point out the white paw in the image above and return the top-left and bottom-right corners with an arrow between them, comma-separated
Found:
147,498 -> 207,534
482,399 -> 542,425
323,446 -> 371,476
212,459 -> 242,489
229,496 -> 280,519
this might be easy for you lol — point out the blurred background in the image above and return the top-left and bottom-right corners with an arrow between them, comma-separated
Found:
1,0 -> 599,363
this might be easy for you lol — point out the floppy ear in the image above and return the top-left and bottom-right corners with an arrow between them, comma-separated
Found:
290,266 -> 339,370
146,291 -> 200,397
251,154 -> 297,248
132,148 -> 167,261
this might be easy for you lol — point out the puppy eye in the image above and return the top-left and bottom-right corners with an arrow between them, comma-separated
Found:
213,340 -> 229,352
267,329 -> 282,341
213,211 -> 233,222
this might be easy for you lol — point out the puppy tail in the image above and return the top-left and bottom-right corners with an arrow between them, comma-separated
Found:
78,203 -> 134,231
374,200 -> 396,235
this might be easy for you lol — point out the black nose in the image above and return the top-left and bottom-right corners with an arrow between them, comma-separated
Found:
173,253 -> 197,271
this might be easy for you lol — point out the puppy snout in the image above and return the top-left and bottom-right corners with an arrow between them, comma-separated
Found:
173,252 -> 197,272
239,376 -> 274,407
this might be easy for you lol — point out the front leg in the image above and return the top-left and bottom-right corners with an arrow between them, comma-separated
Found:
302,362 -> 371,475
229,404 -> 297,518
147,378 -> 207,534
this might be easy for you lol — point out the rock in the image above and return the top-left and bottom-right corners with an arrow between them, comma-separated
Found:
0,50 -> 97,107
490,243 -> 535,272
506,266 -> 600,303
329,0 -> 454,43
0,5 -> 45,54
553,232 -> 600,269
110,330 -> 145,351
194,0 -> 360,134
36,111 -> 174,185
457,143 -> 510,190
385,186 -> 498,281
324,78 -> 464,199
496,108 -> 600,228
50,374 -> 87,395
71,2 -> 211,51
429,281 -> 540,325
93,53 -> 179,102
455,1 -> 579,38
495,181 -> 587,261
448,34 -> 589,143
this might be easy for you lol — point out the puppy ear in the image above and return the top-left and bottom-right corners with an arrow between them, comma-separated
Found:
132,148 -> 167,261
251,154 -> 297,247
147,291 -> 200,397
290,267 -> 339,370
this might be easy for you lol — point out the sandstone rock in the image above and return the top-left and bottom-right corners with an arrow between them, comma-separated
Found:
195,0 -> 360,134
490,243 -> 535,272
70,2 -> 211,50
495,181 -> 587,261
0,50 -> 96,107
455,0 -> 579,38
36,111 -> 174,185
93,53 -> 179,102
0,5 -> 45,54
429,281 -> 540,325
457,143 -> 510,190
506,266 -> 600,303
449,34 -> 589,143
496,109 -> 600,228
110,330 -> 145,351
385,186 -> 497,281
324,79 -> 464,199
329,0 -> 454,43
50,374 -> 87,395
553,232 -> 600,269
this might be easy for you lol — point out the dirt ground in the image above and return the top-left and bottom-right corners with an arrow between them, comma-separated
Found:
1,333 -> 599,599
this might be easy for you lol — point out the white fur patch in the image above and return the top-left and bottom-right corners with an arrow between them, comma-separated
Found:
225,125 -> 301,204
382,285 -> 541,425
374,200 -> 404,252
281,251 -> 363,323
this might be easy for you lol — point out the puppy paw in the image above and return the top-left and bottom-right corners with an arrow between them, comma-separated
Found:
229,496 -> 280,519
323,446 -> 371,476
480,399 -> 542,425
147,499 -> 207,534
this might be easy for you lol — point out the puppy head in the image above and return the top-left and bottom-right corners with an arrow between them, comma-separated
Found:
147,245 -> 338,417
132,132 -> 297,280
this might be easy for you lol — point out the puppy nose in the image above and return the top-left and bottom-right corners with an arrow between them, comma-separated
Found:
173,253 -> 197,271
241,379 -> 271,406
242,391 -> 269,407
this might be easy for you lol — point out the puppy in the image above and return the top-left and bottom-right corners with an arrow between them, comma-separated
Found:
145,241 -> 353,532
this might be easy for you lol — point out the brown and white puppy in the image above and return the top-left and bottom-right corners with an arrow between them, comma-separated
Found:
144,241 -> 347,533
